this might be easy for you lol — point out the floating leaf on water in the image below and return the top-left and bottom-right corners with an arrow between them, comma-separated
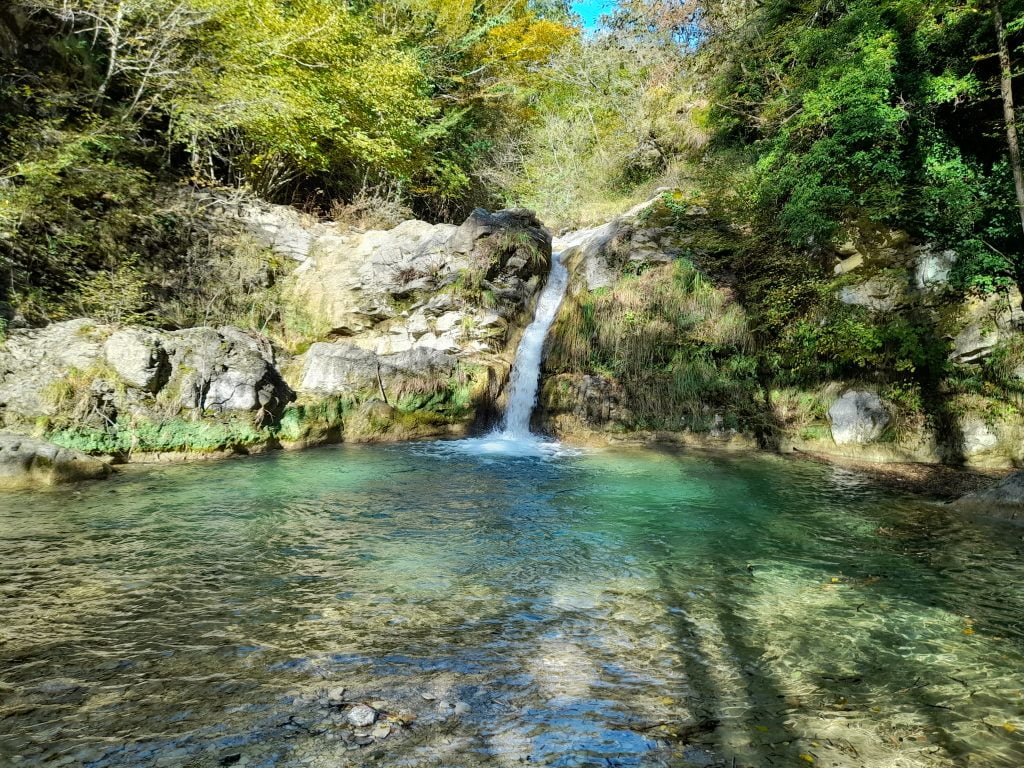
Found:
754,725 -> 769,733
963,628 -> 975,636
1003,722 -> 1018,733
799,753 -> 815,763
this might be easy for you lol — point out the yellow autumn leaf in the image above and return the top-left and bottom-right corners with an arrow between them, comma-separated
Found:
1004,721 -> 1018,733
800,754 -> 815,764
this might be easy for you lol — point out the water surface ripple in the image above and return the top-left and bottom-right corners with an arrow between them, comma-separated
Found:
1,443 -> 1023,767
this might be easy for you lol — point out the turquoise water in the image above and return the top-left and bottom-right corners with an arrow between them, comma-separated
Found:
1,442 -> 1023,767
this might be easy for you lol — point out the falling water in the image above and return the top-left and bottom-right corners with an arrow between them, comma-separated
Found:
493,248 -> 570,439
436,229 -> 599,456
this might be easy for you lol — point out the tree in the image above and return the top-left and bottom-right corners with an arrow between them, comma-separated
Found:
993,1 -> 1024,237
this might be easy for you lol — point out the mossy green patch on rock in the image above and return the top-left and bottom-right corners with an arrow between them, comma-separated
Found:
48,416 -> 272,458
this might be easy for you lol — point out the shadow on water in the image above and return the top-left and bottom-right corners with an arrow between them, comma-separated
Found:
3,442 -> 1024,767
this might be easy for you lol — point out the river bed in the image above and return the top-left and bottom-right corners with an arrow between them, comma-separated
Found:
1,442 -> 1022,767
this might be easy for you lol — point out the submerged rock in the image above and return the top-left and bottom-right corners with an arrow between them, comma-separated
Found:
0,433 -> 110,489
346,704 -> 377,727
828,390 -> 890,445
954,472 -> 1024,520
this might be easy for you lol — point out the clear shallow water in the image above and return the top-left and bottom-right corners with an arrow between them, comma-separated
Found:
1,443 -> 1023,768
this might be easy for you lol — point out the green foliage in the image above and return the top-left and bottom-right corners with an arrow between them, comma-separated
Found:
1,0 -> 575,323
705,0 -> 1024,290
546,259 -> 764,432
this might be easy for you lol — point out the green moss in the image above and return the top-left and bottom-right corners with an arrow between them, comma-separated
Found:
276,397 -> 350,443
48,416 -> 271,456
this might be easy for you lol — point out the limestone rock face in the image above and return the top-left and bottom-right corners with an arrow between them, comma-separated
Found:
828,390 -> 890,445
0,321 -> 294,433
557,196 -> 691,292
837,274 -> 905,311
0,433 -> 110,489
286,206 -> 551,343
298,341 -> 457,398
950,288 -> 1024,364
0,319 -> 105,420
104,329 -> 169,392
959,417 -> 999,457
163,327 -> 294,416
912,246 -> 957,290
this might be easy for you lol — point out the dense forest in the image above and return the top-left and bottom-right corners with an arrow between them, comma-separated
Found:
2,0 -> 1024,454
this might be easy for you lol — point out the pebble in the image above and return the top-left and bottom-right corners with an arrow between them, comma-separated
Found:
326,687 -> 346,706
420,692 -> 436,701
347,704 -> 378,728
371,723 -> 392,740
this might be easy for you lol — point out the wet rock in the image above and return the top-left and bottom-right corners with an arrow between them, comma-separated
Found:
828,390 -> 890,445
371,722 -> 392,739
326,686 -> 346,706
0,433 -> 111,489
347,704 -> 377,727
955,471 -> 1024,519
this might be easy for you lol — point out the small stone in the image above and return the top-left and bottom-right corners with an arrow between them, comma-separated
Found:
453,701 -> 471,715
420,692 -> 436,701
394,711 -> 417,726
326,686 -> 346,706
347,704 -> 377,728
371,723 -> 392,740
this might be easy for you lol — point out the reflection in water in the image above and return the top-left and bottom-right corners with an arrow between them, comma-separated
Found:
0,443 -> 1023,767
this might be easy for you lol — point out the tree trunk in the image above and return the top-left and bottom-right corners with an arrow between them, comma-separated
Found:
93,1 -> 124,107
995,2 -> 1024,237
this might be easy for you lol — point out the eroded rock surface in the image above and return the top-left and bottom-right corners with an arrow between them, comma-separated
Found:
828,390 -> 891,445
0,433 -> 110,489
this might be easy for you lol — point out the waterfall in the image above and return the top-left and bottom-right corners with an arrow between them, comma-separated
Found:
431,230 -> 597,457
491,247 -> 570,439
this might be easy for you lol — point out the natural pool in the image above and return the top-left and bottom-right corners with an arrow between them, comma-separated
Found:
1,442 -> 1022,768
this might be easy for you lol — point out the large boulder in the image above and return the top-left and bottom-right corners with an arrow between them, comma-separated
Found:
0,433 -> 110,489
0,319 -> 105,422
104,328 -> 169,392
163,327 -> 294,416
828,390 -> 891,445
954,472 -> 1024,520
298,342 -> 457,398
